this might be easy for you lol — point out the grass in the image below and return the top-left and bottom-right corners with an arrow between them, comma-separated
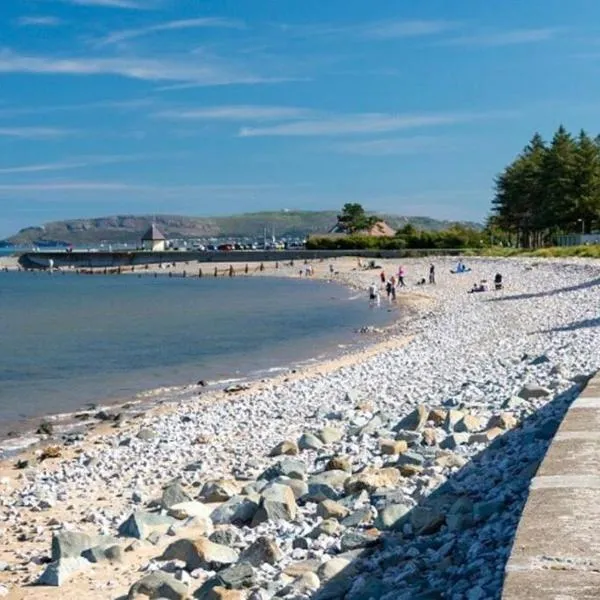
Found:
463,245 -> 600,259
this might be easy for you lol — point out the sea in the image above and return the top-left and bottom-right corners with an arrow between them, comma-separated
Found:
0,271 -> 392,437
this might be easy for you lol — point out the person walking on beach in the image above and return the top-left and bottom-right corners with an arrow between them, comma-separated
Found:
429,263 -> 436,284
368,282 -> 380,307
390,276 -> 397,301
380,270 -> 386,288
397,265 -> 406,287
385,279 -> 393,301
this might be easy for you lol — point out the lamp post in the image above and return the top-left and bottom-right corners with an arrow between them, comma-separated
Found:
577,218 -> 585,236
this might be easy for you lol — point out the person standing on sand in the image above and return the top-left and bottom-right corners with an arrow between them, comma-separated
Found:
385,279 -> 393,301
398,265 -> 406,287
429,264 -> 436,284
390,275 -> 397,301
368,282 -> 380,306
380,270 -> 386,288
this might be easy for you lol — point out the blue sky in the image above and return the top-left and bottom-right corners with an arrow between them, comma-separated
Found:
1,0 -> 600,236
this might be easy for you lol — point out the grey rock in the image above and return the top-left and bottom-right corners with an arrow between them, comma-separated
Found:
161,537 -> 239,571
270,476 -> 308,500
161,481 -> 192,509
410,506 -> 445,534
340,507 -> 372,528
50,531 -> 118,561
317,557 -> 351,582
209,528 -> 242,548
309,519 -> 342,538
303,483 -> 339,502
396,450 -> 426,467
118,511 -> 176,539
439,433 -> 470,450
136,428 -> 157,441
82,544 -> 123,563
374,503 -> 411,530
216,562 -> 257,589
317,427 -> 343,444
199,480 -> 238,503
337,490 -> 370,510
350,414 -> 382,437
446,512 -> 474,532
394,406 -> 428,432
239,536 -> 282,566
252,483 -> 297,525
210,495 -> 259,526
269,440 -> 299,457
259,459 -> 306,482
340,531 -> 378,552
518,384 -> 551,400
298,432 -> 324,451
128,572 -> 189,600
308,470 -> 349,489
37,557 -> 91,587
473,499 -> 504,522
530,354 -> 550,366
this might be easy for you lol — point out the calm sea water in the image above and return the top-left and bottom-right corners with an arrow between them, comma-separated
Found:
0,272 -> 391,429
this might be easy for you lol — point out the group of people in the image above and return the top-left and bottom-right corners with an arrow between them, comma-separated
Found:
469,273 -> 503,294
368,263 -> 437,306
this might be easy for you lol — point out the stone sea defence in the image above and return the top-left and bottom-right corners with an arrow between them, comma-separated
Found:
0,257 -> 598,599
503,371 -> 600,599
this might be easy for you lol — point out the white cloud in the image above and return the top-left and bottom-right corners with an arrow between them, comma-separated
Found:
51,0 -> 154,9
0,154 -> 147,174
0,49 -> 279,87
331,135 -> 449,155
440,28 -> 558,47
0,127 -> 71,139
0,98 -> 153,117
97,17 -> 244,47
239,111 -> 505,137
16,16 -> 64,27
156,105 -> 314,122
361,19 -> 456,40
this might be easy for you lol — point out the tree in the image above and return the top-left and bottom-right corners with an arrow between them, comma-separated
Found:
336,203 -> 377,234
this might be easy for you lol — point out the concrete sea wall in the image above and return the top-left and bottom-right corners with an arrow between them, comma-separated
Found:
18,248 -> 465,269
503,371 -> 600,599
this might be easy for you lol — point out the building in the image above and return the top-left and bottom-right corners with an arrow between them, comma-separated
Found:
327,220 -> 396,237
141,224 -> 166,251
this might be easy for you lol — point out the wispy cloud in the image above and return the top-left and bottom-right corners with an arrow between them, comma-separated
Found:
16,16 -> 64,27
50,0 -> 155,9
331,135 -> 451,156
156,105 -> 314,122
0,98 -> 153,117
0,154 -> 146,174
0,49 -> 282,87
440,28 -> 558,47
279,19 -> 456,41
239,111 -> 509,138
97,17 -> 244,47
0,126 -> 71,139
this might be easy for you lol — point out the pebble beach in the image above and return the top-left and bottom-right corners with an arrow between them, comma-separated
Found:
0,255 -> 599,600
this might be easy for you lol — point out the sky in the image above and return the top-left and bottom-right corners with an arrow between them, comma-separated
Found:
1,0 -> 600,237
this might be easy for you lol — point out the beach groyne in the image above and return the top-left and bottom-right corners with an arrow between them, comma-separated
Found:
503,371 -> 600,598
18,248 -> 466,270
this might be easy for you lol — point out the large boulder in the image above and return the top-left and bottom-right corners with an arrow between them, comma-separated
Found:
161,537 -> 239,571
252,484 -> 297,525
216,562 -> 257,589
269,440 -> 299,457
324,456 -> 352,472
168,501 -> 212,521
128,572 -> 190,599
259,459 -> 306,482
37,557 -> 90,587
118,511 -> 176,540
210,495 -> 259,526
394,406 -> 428,432
51,531 -> 117,561
375,503 -> 411,530
199,480 -> 239,503
316,500 -> 350,521
454,414 -> 482,433
317,427 -> 343,444
269,476 -> 308,500
518,384 -> 551,400
161,481 -> 192,510
298,432 -> 324,451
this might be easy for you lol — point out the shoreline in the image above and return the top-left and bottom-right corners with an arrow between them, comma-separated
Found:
0,258 -> 429,460
3,255 -> 598,599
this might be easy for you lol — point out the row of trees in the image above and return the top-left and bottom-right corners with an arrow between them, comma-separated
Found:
307,223 -> 484,250
491,126 -> 600,247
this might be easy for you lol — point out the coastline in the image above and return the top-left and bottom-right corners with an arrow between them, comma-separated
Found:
2,255 -> 598,599
0,256 -> 429,459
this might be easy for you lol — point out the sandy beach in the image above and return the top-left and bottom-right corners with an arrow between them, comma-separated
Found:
0,254 -> 599,599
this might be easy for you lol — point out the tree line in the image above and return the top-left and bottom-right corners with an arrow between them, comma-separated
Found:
491,126 -> 600,248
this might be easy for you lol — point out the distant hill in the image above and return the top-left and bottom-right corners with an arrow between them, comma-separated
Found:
6,212 -> 482,246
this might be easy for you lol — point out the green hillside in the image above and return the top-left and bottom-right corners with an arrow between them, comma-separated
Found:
6,211 -> 482,245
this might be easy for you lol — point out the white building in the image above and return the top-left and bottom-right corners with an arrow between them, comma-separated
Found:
141,224 -> 166,251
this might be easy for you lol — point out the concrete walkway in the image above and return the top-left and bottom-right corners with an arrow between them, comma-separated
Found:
503,372 -> 600,599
